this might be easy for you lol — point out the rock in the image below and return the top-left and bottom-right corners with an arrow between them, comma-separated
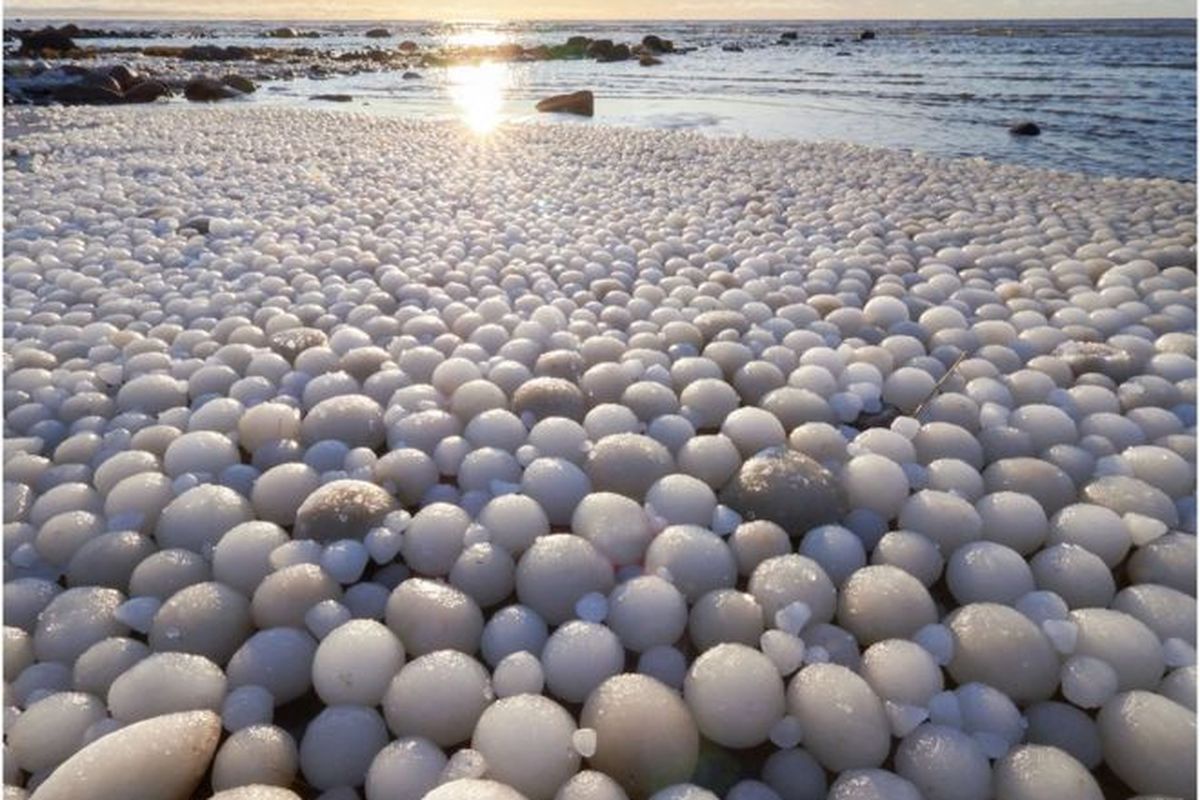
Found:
222,74 -> 256,93
180,45 -> 255,62
567,35 -> 591,47
266,27 -> 298,38
535,89 -> 595,116
719,446 -> 846,537
123,80 -> 170,103
180,216 -> 211,235
639,54 -> 662,67
586,39 -> 632,62
602,43 -> 631,62
28,711 -> 221,800
311,93 -> 353,102
860,30 -> 877,40
365,28 -> 391,38
52,82 -> 123,105
1010,121 -> 1041,136
722,44 -> 743,52
106,64 -> 140,90
402,71 -> 422,79
184,77 -> 243,102
398,40 -> 418,52
642,34 -> 674,53
780,31 -> 798,40
19,26 -> 76,56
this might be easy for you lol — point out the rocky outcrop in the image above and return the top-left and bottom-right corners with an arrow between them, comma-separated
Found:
184,77 -> 244,102
535,90 -> 594,117
180,45 -> 255,61
365,28 -> 391,38
18,26 -> 77,56
1009,121 -> 1041,136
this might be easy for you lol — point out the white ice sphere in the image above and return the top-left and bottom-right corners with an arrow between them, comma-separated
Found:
227,627 -> 318,705
787,663 -> 889,771
571,728 -> 598,758
860,639 -> 943,706
644,475 -> 718,527
955,682 -> 1024,746
841,454 -> 910,519
870,531 -> 944,587
761,747 -> 827,800
574,591 -> 609,623
213,521 -> 290,595
676,434 -> 741,489
646,786 -> 718,800
542,620 -> 625,704
1014,590 -> 1070,626
828,769 -> 922,800
946,603 -> 1059,703
385,578 -> 484,656
721,407 -> 787,457
1097,691 -> 1196,798
477,494 -> 550,557
442,747 -> 489,782
946,541 -> 1035,605
521,457 -> 592,527
797,526 -> 866,587
760,630 -> 806,676
312,619 -> 405,706
33,586 -> 126,665
993,744 -> 1103,800
606,576 -> 687,652
684,643 -> 785,748
710,504 -> 742,537
1042,619 -> 1079,654
320,540 -> 370,584
299,704 -> 388,791
515,535 -> 614,625
365,526 -> 403,565
155,483 -> 253,554
253,563 -> 342,630
580,674 -> 699,799
898,490 -> 982,554
305,600 -> 352,640
107,651 -> 226,723
1030,544 -> 1115,609
895,724 -> 992,800
837,566 -> 936,645
768,715 -> 804,748
8,691 -> 106,773
424,779 -> 530,800
1070,608 -> 1165,691
1048,503 -> 1131,567
1061,655 -> 1119,709
402,503 -> 472,577
27,710 -> 221,800
493,651 -> 545,697
747,554 -> 835,624
222,685 -> 275,732
637,645 -> 688,689
774,601 -> 813,636
472,694 -> 580,800
115,596 -> 160,634
480,604 -> 549,667
364,737 -> 447,800
383,649 -> 493,746
211,724 -> 299,792
553,770 -> 630,800
149,581 -> 254,665
163,431 -> 239,478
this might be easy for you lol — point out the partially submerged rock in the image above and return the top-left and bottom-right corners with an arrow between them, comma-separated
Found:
535,90 -> 595,116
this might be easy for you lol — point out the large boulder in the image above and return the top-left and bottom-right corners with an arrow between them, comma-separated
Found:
719,446 -> 846,536
1010,121 -> 1041,136
221,74 -> 256,93
365,27 -> 391,38
19,26 -> 77,56
642,34 -> 674,53
106,64 -> 140,90
535,90 -> 594,117
184,77 -> 244,102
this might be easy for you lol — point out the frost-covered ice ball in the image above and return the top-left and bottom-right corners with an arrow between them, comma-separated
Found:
859,639 -> 943,707
571,492 -> 654,567
841,454 -> 909,519
402,503 -> 471,577
33,586 -> 126,664
211,724 -> 299,792
1111,583 -> 1196,645
586,434 -> 675,501
1060,655 -> 1119,710
730,520 -> 791,577
162,431 -> 239,478
480,604 -> 549,667
606,576 -> 688,653
222,685 -> 275,732
477,493 -> 551,557
827,769 -> 922,800
155,484 -> 253,553
364,737 -> 447,800
213,522 -> 290,595
515,535 -> 615,625
1097,690 -> 1196,798
719,447 -> 845,537
424,779 -> 531,800
684,643 -> 785,748
946,542 -> 1035,605
1030,544 -> 1115,609
554,770 -> 631,800
299,704 -> 388,791
472,694 -> 580,800
107,651 -> 226,722
580,674 -> 700,798
513,377 -> 587,422
787,663 -> 889,771
947,603 -> 1060,704
385,578 -> 483,656
302,395 -> 385,449
149,581 -> 253,665
644,525 -> 738,602
992,744 -> 1103,800
383,649 -> 492,746
251,465 -> 321,527
293,479 -> 397,542
7,691 -> 106,773
837,566 -> 936,645
252,564 -> 342,629
798,525 -> 866,587
676,435 -> 742,489
895,724 -> 992,800
1069,608 -> 1164,691
227,627 -> 318,705
312,619 -> 405,706
451,542 -> 517,608
687,589 -> 765,651
521,458 -> 592,527
645,475 -> 718,527
493,651 -> 545,697
748,554 -> 836,624
542,621 -> 625,704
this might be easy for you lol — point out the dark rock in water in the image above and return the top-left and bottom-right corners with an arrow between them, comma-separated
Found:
265,27 -> 299,38
642,34 -> 674,53
123,79 -> 170,103
860,29 -> 877,40
722,44 -> 743,52
1009,121 -> 1041,136
779,31 -> 798,40
181,45 -> 255,61
52,83 -> 124,105
586,39 -> 630,61
566,35 -> 591,47
638,53 -> 662,66
535,90 -> 594,117
19,26 -> 77,56
719,446 -> 846,537
365,27 -> 391,38
402,71 -> 421,79
398,40 -> 418,52
311,93 -> 354,102
222,74 -> 256,93
602,43 -> 632,62
184,77 -> 243,102
106,64 -> 140,90
294,479 -> 397,542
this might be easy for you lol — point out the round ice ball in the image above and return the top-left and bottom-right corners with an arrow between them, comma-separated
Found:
149,581 -> 253,666
554,770 -> 631,800
1097,690 -> 1196,798
385,578 -> 484,656
841,454 -> 910,519
586,434 -> 675,502
155,483 -> 253,553
687,589 -> 765,652
748,554 -> 836,624
571,492 -> 654,567
521,458 -> 592,527
477,494 -> 551,557
827,770 -> 922,800
312,619 -> 405,706
473,694 -> 580,800
684,643 -> 785,748
303,395 -> 385,449
859,639 -> 943,707
212,522 -> 290,596
837,565 -> 936,645
895,724 -> 991,800
8,691 -> 106,773
424,779 -> 531,800
383,649 -> 492,747
364,737 -> 447,800
211,724 -> 299,793
227,627 -> 318,705
730,520 -> 791,577
542,621 -> 625,704
402,502 -> 471,577
251,564 -> 342,630
946,542 -> 1035,605
645,475 -> 718,527
644,525 -> 738,603
1070,608 -> 1164,691
162,431 -> 239,479
787,663 -> 889,771
606,576 -> 688,653
947,603 -> 1060,704
33,586 -> 126,664
515,535 -> 615,625
580,674 -> 699,798
993,744 -> 1103,800
493,651 -> 545,697
107,651 -> 226,723
480,604 -> 549,667
299,704 -> 388,791
797,525 -> 866,587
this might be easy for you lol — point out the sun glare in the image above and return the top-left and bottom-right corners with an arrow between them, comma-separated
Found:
447,60 -> 510,134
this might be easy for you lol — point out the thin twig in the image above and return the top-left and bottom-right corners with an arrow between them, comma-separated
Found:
910,351 -> 967,418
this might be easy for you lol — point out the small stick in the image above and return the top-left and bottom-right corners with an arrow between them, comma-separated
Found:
910,351 -> 967,418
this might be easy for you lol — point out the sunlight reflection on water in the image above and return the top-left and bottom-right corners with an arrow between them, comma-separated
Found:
447,60 -> 510,134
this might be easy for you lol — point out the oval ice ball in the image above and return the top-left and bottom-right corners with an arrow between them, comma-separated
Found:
787,663 -> 889,771
684,643 -> 785,748
383,649 -> 493,746
472,694 -> 580,800
312,619 -> 405,706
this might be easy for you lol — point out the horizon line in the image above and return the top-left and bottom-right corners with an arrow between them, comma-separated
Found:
4,12 -> 1197,22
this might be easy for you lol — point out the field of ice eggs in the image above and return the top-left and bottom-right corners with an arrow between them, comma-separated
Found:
1,107 -> 1197,800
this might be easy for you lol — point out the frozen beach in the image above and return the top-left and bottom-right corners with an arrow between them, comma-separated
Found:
2,105 -> 1197,800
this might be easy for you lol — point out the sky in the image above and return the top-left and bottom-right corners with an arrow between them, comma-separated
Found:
4,0 -> 1196,20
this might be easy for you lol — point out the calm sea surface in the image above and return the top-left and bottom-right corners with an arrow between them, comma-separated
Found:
13,18 -> 1199,180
